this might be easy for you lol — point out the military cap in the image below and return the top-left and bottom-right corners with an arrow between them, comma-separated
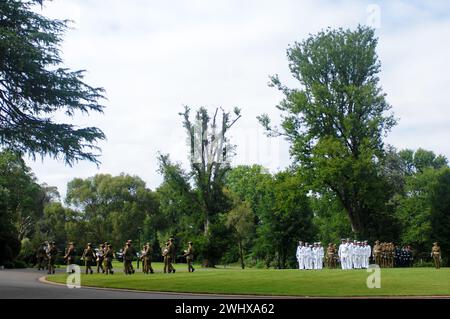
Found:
87,243 -> 92,246
68,242 -> 74,245
169,238 -> 174,242
433,242 -> 438,245
127,239 -> 132,243
188,241 -> 193,244
146,242 -> 150,246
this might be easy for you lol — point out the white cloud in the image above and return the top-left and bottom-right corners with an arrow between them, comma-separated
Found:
25,0 -> 450,197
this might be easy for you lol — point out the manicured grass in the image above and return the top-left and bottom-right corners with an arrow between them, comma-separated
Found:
47,264 -> 450,297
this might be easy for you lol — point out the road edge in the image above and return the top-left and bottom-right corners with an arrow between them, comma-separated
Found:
38,275 -> 450,299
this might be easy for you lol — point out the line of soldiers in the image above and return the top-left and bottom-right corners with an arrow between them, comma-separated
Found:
36,238 -> 195,274
35,241 -> 58,274
372,241 -> 414,268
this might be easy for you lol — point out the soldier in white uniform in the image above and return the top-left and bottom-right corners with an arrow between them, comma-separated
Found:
296,241 -> 305,270
317,242 -> 324,270
345,239 -> 353,269
355,242 -> 363,269
338,239 -> 348,270
363,241 -> 371,268
305,243 -> 313,270
312,243 -> 318,269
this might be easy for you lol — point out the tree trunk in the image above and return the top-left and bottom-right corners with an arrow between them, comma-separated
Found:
204,216 -> 210,236
238,240 -> 245,269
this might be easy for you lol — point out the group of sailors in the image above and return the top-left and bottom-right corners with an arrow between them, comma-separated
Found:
296,239 -> 372,270
337,239 -> 372,269
295,242 -> 325,270
296,238 -> 418,270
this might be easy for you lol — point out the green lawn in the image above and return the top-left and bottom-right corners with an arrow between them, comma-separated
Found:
46,263 -> 450,297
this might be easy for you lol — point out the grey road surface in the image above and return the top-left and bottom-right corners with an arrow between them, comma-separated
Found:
0,268 -> 240,299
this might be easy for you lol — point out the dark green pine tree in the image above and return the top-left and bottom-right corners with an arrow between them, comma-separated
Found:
0,0 -> 105,165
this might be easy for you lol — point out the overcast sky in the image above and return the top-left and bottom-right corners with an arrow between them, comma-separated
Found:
25,0 -> 450,198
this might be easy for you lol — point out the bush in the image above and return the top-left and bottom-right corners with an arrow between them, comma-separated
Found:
2,261 -> 14,269
13,260 -> 28,268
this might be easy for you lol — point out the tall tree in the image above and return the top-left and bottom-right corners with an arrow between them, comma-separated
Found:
180,106 -> 241,235
254,170 -> 315,269
0,150 -> 46,263
258,26 -> 396,238
0,0 -> 105,164
65,174 -> 159,247
158,106 -> 241,266
224,188 -> 254,269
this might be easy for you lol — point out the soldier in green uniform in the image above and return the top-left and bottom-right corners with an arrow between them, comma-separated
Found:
64,242 -> 76,273
326,243 -> 336,269
183,241 -> 195,272
373,240 -> 381,266
104,244 -> 114,275
142,242 -> 154,274
47,241 -> 58,274
431,242 -> 441,269
96,243 -> 105,273
36,242 -> 47,270
123,240 -> 136,275
82,243 -> 95,274
163,238 -> 176,273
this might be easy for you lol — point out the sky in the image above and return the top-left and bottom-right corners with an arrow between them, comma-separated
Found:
25,0 -> 450,198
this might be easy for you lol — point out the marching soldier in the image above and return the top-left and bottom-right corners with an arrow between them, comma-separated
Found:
64,242 -> 76,273
431,242 -> 441,269
104,244 -> 114,275
123,240 -> 136,275
96,243 -> 105,273
36,242 -> 47,270
163,238 -> 176,273
142,242 -> 154,274
183,241 -> 195,272
82,243 -> 95,274
47,241 -> 58,274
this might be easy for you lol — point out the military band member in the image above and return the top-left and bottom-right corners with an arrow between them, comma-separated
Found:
431,242 -> 441,269
183,241 -> 195,272
47,241 -> 58,274
96,243 -> 105,273
104,244 -> 114,275
82,243 -> 95,274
